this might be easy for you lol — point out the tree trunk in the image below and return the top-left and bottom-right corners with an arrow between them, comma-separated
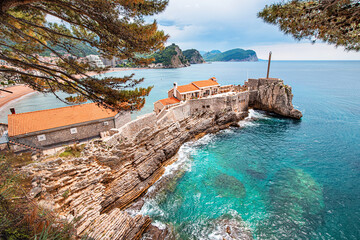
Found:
1,0 -> 41,12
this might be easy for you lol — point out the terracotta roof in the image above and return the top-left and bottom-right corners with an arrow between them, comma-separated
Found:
8,103 -> 117,137
177,84 -> 200,93
192,79 -> 219,88
159,97 -> 180,106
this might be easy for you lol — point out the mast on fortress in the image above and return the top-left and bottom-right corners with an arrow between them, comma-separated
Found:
266,51 -> 272,79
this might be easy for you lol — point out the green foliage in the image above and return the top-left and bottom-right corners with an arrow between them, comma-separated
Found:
202,50 -> 221,59
152,43 -> 189,67
183,49 -> 205,63
258,0 -> 360,51
203,48 -> 258,62
0,0 -> 169,111
41,42 -> 98,57
59,144 -> 84,158
152,43 -> 177,66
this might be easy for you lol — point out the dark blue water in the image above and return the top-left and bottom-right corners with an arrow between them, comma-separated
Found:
1,61 -> 360,239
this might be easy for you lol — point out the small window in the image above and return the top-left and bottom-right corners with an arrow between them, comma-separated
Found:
103,121 -> 109,126
37,134 -> 46,142
70,128 -> 78,134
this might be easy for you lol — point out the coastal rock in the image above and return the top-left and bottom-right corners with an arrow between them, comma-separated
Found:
248,78 -> 302,119
22,79 -> 302,239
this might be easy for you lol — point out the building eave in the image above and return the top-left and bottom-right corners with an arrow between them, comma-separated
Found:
9,116 -> 115,138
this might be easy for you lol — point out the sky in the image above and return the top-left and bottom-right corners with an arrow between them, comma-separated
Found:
148,0 -> 360,60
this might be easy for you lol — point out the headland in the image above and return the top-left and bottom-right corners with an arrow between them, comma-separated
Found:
21,77 -> 301,239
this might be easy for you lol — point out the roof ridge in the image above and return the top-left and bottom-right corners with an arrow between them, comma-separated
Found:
7,102 -> 101,117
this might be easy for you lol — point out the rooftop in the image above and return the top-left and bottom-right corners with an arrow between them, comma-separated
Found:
177,84 -> 200,93
192,79 -> 219,88
8,103 -> 117,137
159,97 -> 181,106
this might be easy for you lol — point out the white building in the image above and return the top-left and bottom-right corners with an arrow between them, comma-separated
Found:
86,55 -> 105,68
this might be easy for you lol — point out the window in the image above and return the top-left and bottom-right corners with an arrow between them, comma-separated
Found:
37,134 -> 46,142
70,128 -> 78,134
103,121 -> 109,126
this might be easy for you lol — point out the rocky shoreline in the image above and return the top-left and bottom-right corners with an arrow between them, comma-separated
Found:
22,78 -> 301,239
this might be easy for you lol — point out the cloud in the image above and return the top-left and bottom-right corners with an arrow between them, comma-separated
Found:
249,43 -> 360,61
150,0 -> 360,60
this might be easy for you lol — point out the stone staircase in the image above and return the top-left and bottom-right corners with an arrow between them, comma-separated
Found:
9,137 -> 43,152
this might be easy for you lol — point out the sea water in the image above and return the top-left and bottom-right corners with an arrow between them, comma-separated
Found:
1,61 -> 359,239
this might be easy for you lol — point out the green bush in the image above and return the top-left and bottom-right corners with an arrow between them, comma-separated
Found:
59,144 -> 84,158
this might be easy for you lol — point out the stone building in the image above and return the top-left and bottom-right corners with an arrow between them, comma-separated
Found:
153,97 -> 181,114
167,77 -> 220,102
154,77 -> 225,113
7,103 -> 130,150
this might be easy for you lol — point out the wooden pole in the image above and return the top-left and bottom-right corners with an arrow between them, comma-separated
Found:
0,89 -> 13,94
266,51 -> 272,79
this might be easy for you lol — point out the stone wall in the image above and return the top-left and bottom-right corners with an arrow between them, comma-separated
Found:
13,119 -> 116,148
114,112 -> 131,129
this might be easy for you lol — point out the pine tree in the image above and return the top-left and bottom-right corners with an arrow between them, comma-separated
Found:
0,0 -> 169,111
258,0 -> 360,51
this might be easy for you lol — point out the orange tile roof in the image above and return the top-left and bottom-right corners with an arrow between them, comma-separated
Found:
192,79 -> 219,88
8,103 -> 117,137
177,84 -> 200,93
159,97 -> 180,106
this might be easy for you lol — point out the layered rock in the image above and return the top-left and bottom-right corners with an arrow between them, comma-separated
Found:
22,79 -> 302,239
247,78 -> 302,119
23,93 -> 249,239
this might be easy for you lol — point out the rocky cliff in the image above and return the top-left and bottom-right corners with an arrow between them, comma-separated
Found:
183,49 -> 205,64
247,78 -> 302,119
23,94 -> 249,240
152,44 -> 190,68
22,80 -> 302,239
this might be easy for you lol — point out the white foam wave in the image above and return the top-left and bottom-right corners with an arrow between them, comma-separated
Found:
247,109 -> 268,120
237,109 -> 268,128
152,220 -> 167,230
139,198 -> 165,217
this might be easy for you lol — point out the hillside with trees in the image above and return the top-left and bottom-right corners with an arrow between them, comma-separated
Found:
202,49 -> 258,62
152,44 -> 190,68
183,49 -> 205,64
41,42 -> 98,57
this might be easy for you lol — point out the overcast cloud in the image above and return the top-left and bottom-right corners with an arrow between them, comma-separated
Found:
149,0 -> 360,60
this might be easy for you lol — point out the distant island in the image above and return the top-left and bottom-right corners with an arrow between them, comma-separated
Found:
150,44 -> 205,68
202,48 -> 258,62
183,49 -> 206,64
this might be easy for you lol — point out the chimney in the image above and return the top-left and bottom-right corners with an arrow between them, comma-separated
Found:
173,82 -> 178,98
10,108 -> 15,114
211,77 -> 217,82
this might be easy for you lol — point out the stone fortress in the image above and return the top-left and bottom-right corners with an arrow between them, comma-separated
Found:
23,77 -> 302,239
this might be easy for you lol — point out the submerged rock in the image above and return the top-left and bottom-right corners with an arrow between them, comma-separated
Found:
256,168 -> 324,239
246,168 -> 267,180
213,173 -> 246,199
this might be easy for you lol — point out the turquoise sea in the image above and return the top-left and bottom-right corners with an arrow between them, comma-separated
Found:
1,61 -> 359,239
